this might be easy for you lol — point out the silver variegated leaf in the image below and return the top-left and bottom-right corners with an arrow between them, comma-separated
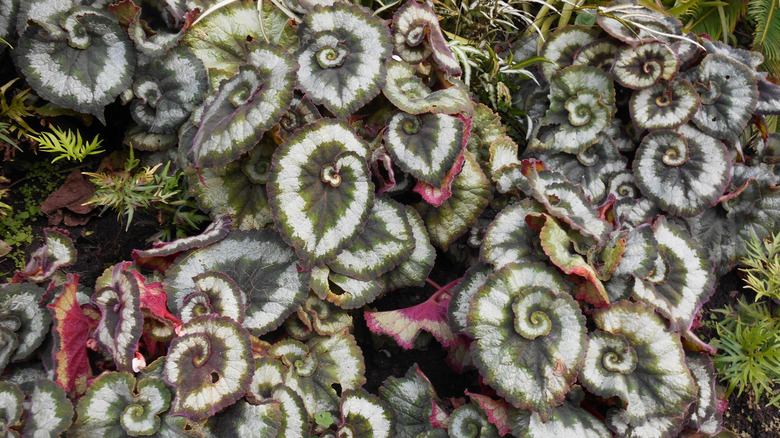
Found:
391,0 -> 461,75
580,301 -> 697,424
268,119 -> 374,268
190,43 -> 295,168
692,54 -> 758,141
0,284 -> 52,362
0,381 -> 22,436
15,6 -> 135,124
480,199 -> 545,270
612,40 -> 679,90
179,271 -> 247,323
72,372 -> 170,436
630,78 -> 700,131
537,65 -> 615,154
164,230 -> 309,335
270,330 -> 366,420
416,151 -> 492,251
339,389 -> 395,438
467,263 -> 584,421
685,352 -> 723,435
329,198 -> 414,281
539,26 -> 601,82
607,408 -> 685,438
633,124 -> 730,217
448,262 -> 491,334
757,79 -> 780,115
378,364 -> 442,438
383,59 -> 472,115
92,269 -> 143,372
165,316 -> 253,422
188,138 -> 276,230
631,217 -> 715,331
448,403 -> 499,438
131,46 -> 207,134
572,39 -> 619,71
596,2 -> 683,46
382,206 -> 436,292
385,111 -> 464,186
19,227 -> 76,283
296,3 -> 391,118
184,0 -> 298,89
18,378 -> 74,437
124,123 -> 178,151
204,386 -> 308,438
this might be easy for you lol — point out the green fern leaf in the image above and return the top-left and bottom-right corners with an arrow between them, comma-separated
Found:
750,0 -> 780,78
679,1 -> 746,42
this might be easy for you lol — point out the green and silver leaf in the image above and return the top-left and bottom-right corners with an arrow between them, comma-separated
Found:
378,364 -> 441,438
165,315 -> 253,422
685,352 -> 723,435
467,263 -> 584,420
391,0 -> 461,75
92,269 -> 143,372
268,119 -> 374,268
189,43 -> 295,169
339,389 -> 394,438
629,78 -> 700,131
131,46 -> 207,134
692,54 -> 758,141
633,124 -> 730,217
480,199 -> 545,270
72,372 -> 170,437
164,230 -> 309,335
19,378 -> 74,437
631,217 -> 714,331
539,26 -> 601,82
385,111 -> 464,186
0,283 -> 52,362
580,301 -> 696,424
381,206 -> 436,292
179,270 -> 247,324
383,59 -> 472,115
329,197 -> 413,281
0,381 -> 22,436
612,40 -> 679,90
447,403 -> 499,438
15,6 -> 135,124
572,39 -> 619,71
416,151 -> 492,251
296,3 -> 391,118
448,262 -> 492,334
537,65 -> 615,154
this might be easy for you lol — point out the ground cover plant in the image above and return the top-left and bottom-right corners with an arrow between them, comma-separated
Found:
1,0 -> 780,436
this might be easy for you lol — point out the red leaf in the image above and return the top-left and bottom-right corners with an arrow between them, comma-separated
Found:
465,391 -> 513,436
128,270 -> 181,326
47,274 -> 96,396
364,279 -> 458,349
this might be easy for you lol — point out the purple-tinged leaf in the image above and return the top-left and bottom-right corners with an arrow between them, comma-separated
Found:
392,0 -> 461,75
165,315 -> 253,422
92,269 -> 143,372
0,283 -> 51,362
365,279 -> 457,349
16,228 -> 75,283
19,377 -> 74,437
132,214 -> 231,272
630,78 -> 701,131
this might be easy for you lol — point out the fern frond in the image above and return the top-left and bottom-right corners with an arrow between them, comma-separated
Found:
31,126 -> 104,163
679,0 -> 745,42
749,0 -> 780,78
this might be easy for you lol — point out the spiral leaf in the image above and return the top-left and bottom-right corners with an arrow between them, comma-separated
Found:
467,263 -> 584,420
164,230 -> 309,335
329,197 -> 414,281
268,119 -> 373,267
190,43 -> 295,169
18,227 -> 76,283
0,381 -> 22,435
572,39 -> 619,71
72,372 -> 170,436
296,3 -> 391,118
383,59 -> 472,115
539,66 -> 615,154
131,46 -> 207,135
0,284 -> 52,363
612,40 -> 679,90
580,301 -> 696,424
630,78 -> 700,131
92,269 -> 143,372
15,6 -> 134,124
339,389 -> 394,438
539,26 -> 601,81
179,271 -> 247,323
165,316 -> 253,421
392,0 -> 461,75
447,403 -> 500,438
631,217 -> 715,331
480,199 -> 545,270
692,54 -> 758,141
633,125 -> 730,217
19,378 -> 74,437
